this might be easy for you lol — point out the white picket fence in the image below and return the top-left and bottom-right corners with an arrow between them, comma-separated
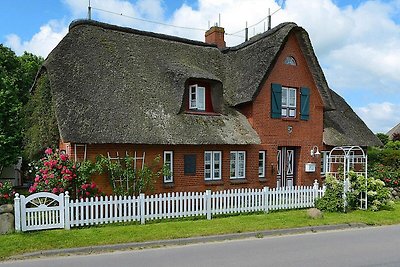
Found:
15,181 -> 325,232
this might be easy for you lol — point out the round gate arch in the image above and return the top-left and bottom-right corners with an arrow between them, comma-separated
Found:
326,146 -> 368,210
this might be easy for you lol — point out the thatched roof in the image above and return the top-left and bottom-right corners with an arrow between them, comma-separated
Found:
43,20 -> 260,145
39,19 -> 371,146
323,89 -> 382,147
387,123 -> 400,139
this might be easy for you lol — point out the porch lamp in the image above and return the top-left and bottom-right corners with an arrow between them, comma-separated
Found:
310,146 -> 320,157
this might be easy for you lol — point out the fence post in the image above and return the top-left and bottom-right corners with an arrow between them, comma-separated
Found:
14,193 -> 21,232
139,193 -> 146,224
263,187 -> 269,213
64,191 -> 70,230
313,180 -> 319,203
205,190 -> 212,220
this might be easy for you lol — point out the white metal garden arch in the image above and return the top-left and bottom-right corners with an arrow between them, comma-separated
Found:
326,146 -> 368,210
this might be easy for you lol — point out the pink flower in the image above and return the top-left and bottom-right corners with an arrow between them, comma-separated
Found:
4,194 -> 9,199
49,173 -> 55,179
91,183 -> 96,189
85,192 -> 90,196
45,148 -> 53,155
52,188 -> 58,194
34,177 -> 40,182
29,187 -> 37,193
45,180 -> 49,185
59,188 -> 64,193
60,154 -> 68,161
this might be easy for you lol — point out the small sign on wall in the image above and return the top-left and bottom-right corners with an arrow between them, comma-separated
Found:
305,163 -> 316,173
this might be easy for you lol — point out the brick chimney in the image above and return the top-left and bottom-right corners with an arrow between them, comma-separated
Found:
205,26 -> 226,49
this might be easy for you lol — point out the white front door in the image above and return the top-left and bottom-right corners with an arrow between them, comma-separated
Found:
277,147 -> 296,187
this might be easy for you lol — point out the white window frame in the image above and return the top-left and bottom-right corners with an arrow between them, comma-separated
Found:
258,151 -> 266,178
163,151 -> 173,183
230,151 -> 246,179
282,87 -> 297,118
321,151 -> 329,175
204,151 -> 221,181
189,84 -> 206,111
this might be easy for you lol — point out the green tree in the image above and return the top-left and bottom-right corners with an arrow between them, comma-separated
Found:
376,133 -> 389,146
0,44 -> 44,174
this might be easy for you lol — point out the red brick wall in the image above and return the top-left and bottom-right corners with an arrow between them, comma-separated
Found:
65,143 -> 275,194
238,32 -> 325,186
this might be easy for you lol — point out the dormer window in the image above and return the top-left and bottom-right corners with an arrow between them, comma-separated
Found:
185,80 -> 222,114
189,84 -> 205,111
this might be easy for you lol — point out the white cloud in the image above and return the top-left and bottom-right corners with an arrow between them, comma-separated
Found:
355,102 -> 400,133
5,20 -> 68,57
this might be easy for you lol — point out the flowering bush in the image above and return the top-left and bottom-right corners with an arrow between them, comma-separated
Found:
368,164 -> 400,189
0,181 -> 15,205
29,148 -> 102,199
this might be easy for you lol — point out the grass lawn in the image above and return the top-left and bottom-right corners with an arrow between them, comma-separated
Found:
1,202 -> 400,260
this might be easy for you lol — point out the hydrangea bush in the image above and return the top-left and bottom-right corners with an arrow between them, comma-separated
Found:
29,148 -> 102,199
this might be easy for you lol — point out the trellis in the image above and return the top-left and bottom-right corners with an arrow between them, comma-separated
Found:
107,151 -> 146,192
326,146 -> 368,210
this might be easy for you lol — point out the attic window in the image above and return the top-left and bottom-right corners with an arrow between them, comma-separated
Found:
284,56 -> 297,66
189,84 -> 205,111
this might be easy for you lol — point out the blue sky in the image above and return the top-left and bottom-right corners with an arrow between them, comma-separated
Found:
1,0 -> 399,133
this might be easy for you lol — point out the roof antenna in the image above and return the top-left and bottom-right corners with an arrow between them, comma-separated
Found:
245,21 -> 248,41
88,0 -> 92,20
219,13 -> 221,27
268,8 -> 271,30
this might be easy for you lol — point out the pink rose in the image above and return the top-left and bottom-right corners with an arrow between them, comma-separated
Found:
60,154 -> 68,161
91,183 -> 96,189
45,148 -> 53,155
52,188 -> 58,194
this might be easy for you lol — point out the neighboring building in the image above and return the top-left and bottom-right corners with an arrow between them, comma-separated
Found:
30,20 -> 380,194
0,157 -> 22,186
387,123 -> 400,140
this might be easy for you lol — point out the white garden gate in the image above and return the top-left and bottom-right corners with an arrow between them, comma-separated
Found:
14,192 -> 70,231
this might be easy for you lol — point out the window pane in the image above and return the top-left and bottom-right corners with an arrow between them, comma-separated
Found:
289,89 -> 296,107
214,152 -> 221,179
189,85 -> 197,109
238,152 -> 245,177
204,152 -> 211,179
230,152 -> 236,178
282,108 -> 287,117
282,88 -> 288,106
259,151 -> 265,177
289,109 -> 295,117
197,86 -> 206,111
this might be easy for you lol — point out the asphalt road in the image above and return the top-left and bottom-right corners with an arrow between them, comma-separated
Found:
2,225 -> 400,267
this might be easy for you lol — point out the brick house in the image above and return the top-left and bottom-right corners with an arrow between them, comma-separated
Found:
30,20 -> 380,194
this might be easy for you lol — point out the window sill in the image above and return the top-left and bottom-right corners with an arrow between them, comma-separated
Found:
205,180 -> 224,185
259,178 -> 267,183
230,178 -> 248,184
281,117 -> 299,122
185,111 -> 220,116
163,182 -> 175,188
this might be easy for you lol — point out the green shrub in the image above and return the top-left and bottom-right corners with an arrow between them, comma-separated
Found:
315,175 -> 344,212
347,172 -> 393,211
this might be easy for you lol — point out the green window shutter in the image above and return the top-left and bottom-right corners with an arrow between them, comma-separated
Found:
300,87 -> 310,121
271,83 -> 282,119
